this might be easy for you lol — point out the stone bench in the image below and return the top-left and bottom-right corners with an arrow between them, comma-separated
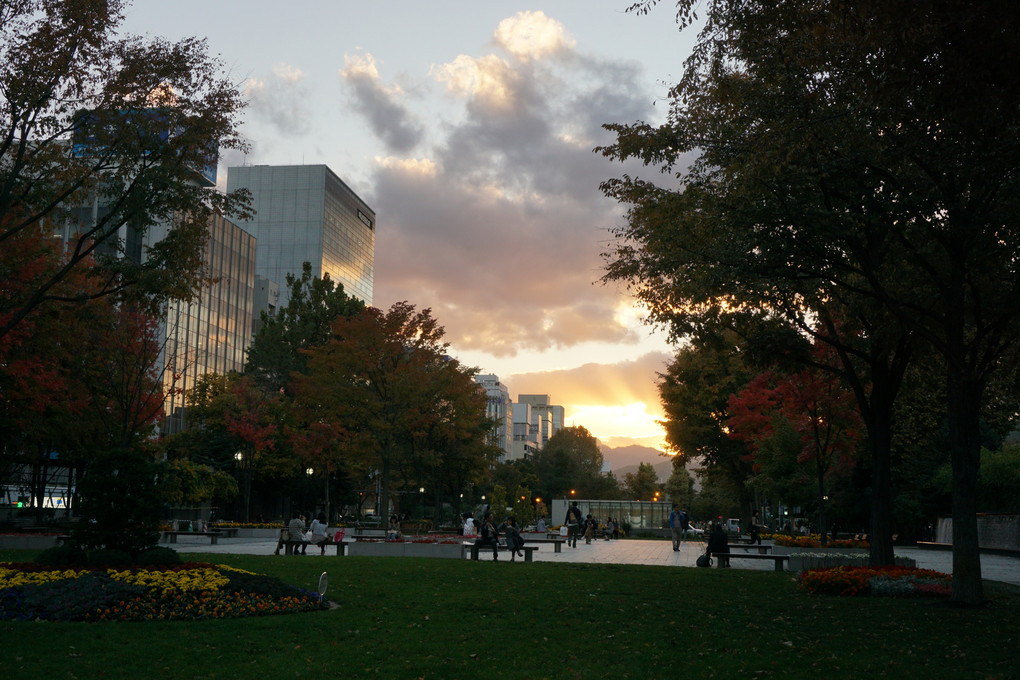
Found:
717,552 -> 789,571
163,530 -> 222,544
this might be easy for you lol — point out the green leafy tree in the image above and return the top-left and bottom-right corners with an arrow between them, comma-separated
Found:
664,457 -> 694,510
658,333 -> 757,518
245,262 -> 365,392
601,0 -> 1020,603
622,462 -> 660,501
530,425 -> 604,501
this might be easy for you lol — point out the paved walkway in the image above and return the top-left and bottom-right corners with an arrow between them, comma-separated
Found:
169,536 -> 1020,586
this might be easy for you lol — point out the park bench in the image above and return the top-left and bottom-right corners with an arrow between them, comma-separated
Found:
162,530 -> 223,545
463,541 -> 539,562
728,543 -> 772,554
717,552 -> 789,571
518,537 -> 565,553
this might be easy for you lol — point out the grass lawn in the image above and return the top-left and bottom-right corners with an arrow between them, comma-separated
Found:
1,548 -> 1017,679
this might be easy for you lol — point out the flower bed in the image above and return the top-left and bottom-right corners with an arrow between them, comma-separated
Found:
772,534 -> 869,549
0,562 -> 326,621
798,565 -> 951,598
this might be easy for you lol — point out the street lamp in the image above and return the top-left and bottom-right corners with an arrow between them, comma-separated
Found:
234,451 -> 251,523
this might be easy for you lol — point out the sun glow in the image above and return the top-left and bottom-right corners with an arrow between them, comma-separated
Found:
566,402 -> 666,450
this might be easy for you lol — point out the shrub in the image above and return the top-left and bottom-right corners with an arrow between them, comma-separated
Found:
87,549 -> 133,567
133,546 -> 182,566
34,545 -> 88,567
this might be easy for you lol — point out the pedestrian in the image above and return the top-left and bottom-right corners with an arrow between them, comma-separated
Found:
669,504 -> 683,551
680,509 -> 692,542
749,512 -> 761,546
475,511 -> 500,561
584,514 -> 595,544
536,516 -> 547,533
564,502 -> 583,548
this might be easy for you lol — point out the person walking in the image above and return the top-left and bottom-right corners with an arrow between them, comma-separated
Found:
564,502 -> 583,548
680,509 -> 692,543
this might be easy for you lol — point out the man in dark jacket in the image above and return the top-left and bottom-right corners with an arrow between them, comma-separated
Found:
706,523 -> 730,568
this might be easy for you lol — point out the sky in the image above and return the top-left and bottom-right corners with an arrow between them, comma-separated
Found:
120,2 -> 700,451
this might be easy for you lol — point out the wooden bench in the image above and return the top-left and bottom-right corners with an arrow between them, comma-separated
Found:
163,530 -> 222,544
463,542 -> 539,562
716,552 -> 789,571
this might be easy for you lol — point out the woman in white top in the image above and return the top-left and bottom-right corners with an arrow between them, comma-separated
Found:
309,512 -> 329,554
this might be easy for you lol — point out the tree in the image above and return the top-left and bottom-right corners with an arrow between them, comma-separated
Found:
664,457 -> 694,510
294,302 -> 494,521
727,358 -> 863,542
657,333 -> 757,519
0,0 -> 250,341
530,425 -> 605,501
602,0 -> 1020,604
245,262 -> 365,392
622,462 -> 660,501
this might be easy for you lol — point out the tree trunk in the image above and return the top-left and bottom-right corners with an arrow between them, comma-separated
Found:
866,375 -> 896,566
946,363 -> 984,606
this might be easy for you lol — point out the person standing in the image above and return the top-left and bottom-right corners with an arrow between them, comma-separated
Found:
680,509 -> 692,542
583,514 -> 596,544
564,502 -> 583,548
749,512 -> 761,546
669,504 -> 683,551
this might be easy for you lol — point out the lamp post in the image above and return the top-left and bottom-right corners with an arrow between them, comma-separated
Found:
235,451 -> 251,523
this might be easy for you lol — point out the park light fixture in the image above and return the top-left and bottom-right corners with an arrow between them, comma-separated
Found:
306,467 -> 314,477
234,451 -> 242,463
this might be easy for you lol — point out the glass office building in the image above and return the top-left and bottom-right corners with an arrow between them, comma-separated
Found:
161,213 -> 256,434
226,164 -> 375,306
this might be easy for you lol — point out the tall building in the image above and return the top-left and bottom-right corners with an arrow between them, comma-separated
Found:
474,374 -> 512,460
517,394 -> 565,447
226,164 -> 375,307
158,212 -> 256,434
511,402 -> 539,461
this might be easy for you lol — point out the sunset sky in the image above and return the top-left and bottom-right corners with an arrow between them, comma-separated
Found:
122,2 -> 699,450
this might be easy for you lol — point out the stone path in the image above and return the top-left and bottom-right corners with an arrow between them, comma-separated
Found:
168,535 -> 1020,586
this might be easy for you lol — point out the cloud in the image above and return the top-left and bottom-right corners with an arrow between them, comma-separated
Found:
244,63 -> 312,135
341,52 -> 425,154
493,11 -> 577,61
368,14 -> 661,356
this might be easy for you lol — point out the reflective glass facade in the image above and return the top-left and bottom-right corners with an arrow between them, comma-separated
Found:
226,164 -> 374,306
161,213 -> 256,434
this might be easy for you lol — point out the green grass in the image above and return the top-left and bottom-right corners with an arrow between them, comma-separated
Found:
1,549 -> 1017,679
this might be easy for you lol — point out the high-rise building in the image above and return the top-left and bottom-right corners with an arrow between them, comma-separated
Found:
473,374 -> 512,460
226,164 -> 375,307
517,394 -> 565,447
158,212 -> 256,434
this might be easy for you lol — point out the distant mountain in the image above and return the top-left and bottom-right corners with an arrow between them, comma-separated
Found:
601,444 -> 700,485
602,444 -> 673,481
